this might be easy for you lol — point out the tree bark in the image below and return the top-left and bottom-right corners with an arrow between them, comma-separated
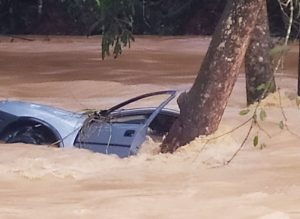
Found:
298,22 -> 300,96
245,0 -> 276,105
161,0 -> 264,153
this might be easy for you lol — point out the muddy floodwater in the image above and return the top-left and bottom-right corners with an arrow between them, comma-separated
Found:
0,36 -> 300,219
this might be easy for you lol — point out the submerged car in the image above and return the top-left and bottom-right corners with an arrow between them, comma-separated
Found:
0,90 -> 178,157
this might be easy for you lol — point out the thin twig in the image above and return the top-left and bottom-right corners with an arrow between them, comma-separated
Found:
225,120 -> 254,165
278,88 -> 288,121
9,36 -> 35,42
277,87 -> 300,138
206,117 -> 253,141
256,121 -> 272,138
192,117 -> 252,163
217,0 -> 297,165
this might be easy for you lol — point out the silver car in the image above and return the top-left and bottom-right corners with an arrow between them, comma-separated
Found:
0,90 -> 178,157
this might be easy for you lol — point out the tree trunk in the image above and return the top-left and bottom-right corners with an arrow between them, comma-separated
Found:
245,0 -> 276,105
298,23 -> 300,96
161,0 -> 264,153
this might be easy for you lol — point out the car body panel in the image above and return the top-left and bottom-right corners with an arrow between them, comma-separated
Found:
74,122 -> 146,157
0,100 -> 86,147
0,90 -> 178,157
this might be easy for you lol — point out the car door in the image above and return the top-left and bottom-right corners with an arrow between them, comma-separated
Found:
74,90 -> 176,157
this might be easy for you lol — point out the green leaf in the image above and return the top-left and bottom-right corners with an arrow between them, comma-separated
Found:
253,135 -> 259,147
259,109 -> 267,121
269,45 -> 290,57
239,109 -> 250,116
260,143 -> 267,150
95,0 -> 101,7
279,121 -> 284,130
256,83 -> 266,91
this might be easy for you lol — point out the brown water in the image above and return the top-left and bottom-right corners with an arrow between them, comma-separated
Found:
1,36 -> 297,86
0,36 -> 300,219
0,36 -> 204,86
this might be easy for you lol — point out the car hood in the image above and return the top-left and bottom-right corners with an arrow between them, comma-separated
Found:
0,100 -> 85,127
